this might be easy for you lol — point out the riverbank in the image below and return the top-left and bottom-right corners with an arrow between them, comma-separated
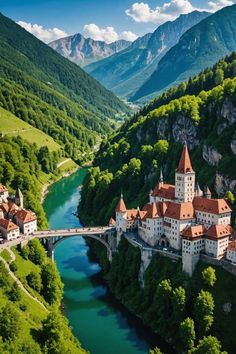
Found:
40,165 -> 79,204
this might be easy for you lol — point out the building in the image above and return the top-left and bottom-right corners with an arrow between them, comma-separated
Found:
113,143 -> 233,276
0,218 -> 20,241
15,209 -> 37,235
0,185 -> 9,204
226,240 -> 236,264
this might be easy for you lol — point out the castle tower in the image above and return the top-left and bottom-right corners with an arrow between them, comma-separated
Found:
159,167 -> 164,186
195,182 -> 203,197
175,144 -> 195,202
115,193 -> 127,239
15,188 -> 23,208
204,186 -> 212,199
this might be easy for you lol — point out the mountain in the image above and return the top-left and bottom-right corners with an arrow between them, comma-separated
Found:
85,11 -> 210,98
0,12 -> 129,162
49,34 -> 131,67
133,4 -> 236,102
79,52 -> 236,226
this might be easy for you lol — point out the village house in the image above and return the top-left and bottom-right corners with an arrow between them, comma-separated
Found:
15,209 -> 37,235
114,144 -> 233,275
0,218 -> 20,241
226,240 -> 236,264
0,185 -> 37,238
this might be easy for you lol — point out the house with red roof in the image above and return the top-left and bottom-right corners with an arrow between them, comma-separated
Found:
0,218 -> 20,240
113,143 -> 233,275
15,209 -> 37,235
226,240 -> 236,264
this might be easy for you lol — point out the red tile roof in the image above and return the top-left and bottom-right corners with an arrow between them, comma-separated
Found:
181,225 -> 205,240
205,225 -> 231,240
176,144 -> 194,174
0,218 -> 18,231
143,203 -> 160,219
15,209 -> 36,223
152,183 -> 175,200
228,240 -> 236,252
109,217 -> 116,226
126,209 -> 139,221
193,197 -> 231,215
115,197 -> 127,213
165,201 -> 195,220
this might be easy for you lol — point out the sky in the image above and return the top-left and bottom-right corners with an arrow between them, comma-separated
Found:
0,0 -> 235,43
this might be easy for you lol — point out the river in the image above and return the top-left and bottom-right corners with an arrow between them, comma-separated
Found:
43,168 -> 168,354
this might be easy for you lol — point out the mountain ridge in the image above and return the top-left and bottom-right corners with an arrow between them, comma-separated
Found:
49,33 -> 131,67
0,12 -> 129,161
133,4 -> 236,101
85,11 -> 210,98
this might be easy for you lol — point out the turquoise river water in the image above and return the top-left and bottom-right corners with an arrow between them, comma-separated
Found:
43,168 -> 169,354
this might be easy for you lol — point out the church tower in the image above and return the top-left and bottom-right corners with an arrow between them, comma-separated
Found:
15,188 -> 24,208
175,144 -> 195,202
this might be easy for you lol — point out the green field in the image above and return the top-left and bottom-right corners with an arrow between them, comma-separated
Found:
0,107 -> 61,151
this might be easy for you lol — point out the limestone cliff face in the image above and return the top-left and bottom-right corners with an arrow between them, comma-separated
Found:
202,145 -> 222,166
151,97 -> 236,194
217,98 -> 236,134
215,174 -> 236,196
172,115 -> 199,149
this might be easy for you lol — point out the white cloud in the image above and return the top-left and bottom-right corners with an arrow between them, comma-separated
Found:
125,0 -> 234,24
120,31 -> 138,41
83,24 -> 137,43
83,24 -> 118,43
17,21 -> 67,43
208,0 -> 234,11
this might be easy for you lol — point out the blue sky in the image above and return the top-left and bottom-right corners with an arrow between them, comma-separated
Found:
0,0 -> 234,43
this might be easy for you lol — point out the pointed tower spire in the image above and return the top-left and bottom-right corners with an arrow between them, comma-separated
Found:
195,182 -> 203,197
176,143 -> 194,174
159,167 -> 164,184
204,186 -> 212,199
115,194 -> 127,213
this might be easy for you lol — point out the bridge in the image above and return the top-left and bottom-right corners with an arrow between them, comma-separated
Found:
33,226 -> 116,261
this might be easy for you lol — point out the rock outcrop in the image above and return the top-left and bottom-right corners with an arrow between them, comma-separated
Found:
215,173 -> 236,196
172,116 -> 198,149
217,98 -> 236,134
202,145 -> 222,166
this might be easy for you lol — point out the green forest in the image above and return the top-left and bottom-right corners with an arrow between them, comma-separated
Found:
0,239 -> 86,353
0,135 -> 62,229
88,237 -> 235,353
79,53 -> 236,226
0,12 -> 130,162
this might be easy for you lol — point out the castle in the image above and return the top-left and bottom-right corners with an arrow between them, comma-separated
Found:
113,144 -> 234,275
0,185 -> 37,241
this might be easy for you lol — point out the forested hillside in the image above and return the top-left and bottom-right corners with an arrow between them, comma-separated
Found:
0,12 -> 129,161
79,53 -> 236,225
88,237 -> 236,353
133,4 -> 236,102
0,135 -> 63,229
0,239 -> 85,353
85,11 -> 209,99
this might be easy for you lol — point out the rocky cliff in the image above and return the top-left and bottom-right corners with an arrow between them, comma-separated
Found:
85,11 -> 209,98
49,33 -> 130,67
133,4 -> 236,102
79,61 -> 236,226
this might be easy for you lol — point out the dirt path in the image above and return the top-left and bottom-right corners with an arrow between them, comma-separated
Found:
56,158 -> 71,168
5,247 -> 16,261
0,256 -> 49,312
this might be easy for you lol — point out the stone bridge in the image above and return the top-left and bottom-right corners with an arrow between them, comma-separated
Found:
33,226 -> 117,261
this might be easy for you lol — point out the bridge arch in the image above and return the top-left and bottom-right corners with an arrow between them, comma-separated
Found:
44,234 -> 113,262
